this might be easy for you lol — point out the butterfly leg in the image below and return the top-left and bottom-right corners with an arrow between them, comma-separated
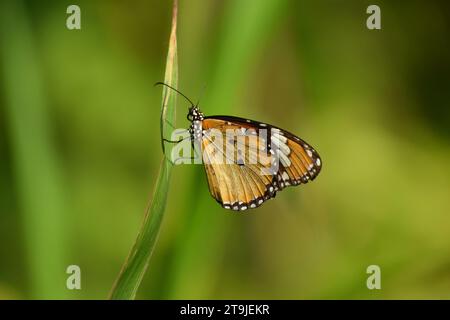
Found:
162,135 -> 190,154
162,136 -> 203,164
161,126 -> 190,153
162,134 -> 200,166
162,137 -> 186,144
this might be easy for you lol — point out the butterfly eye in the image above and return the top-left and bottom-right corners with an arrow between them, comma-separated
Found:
187,113 -> 194,121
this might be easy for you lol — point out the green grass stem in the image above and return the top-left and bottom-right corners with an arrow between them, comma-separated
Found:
109,0 -> 178,300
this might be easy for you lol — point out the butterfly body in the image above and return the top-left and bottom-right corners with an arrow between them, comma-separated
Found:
187,106 -> 204,141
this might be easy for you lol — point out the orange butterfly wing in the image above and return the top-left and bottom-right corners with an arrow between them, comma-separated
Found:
199,116 -> 322,211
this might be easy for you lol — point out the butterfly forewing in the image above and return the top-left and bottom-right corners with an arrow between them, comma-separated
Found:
201,125 -> 272,210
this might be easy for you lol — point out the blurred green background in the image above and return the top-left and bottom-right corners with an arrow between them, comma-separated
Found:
1,0 -> 449,299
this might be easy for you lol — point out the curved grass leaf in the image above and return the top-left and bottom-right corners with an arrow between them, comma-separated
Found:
109,0 -> 178,300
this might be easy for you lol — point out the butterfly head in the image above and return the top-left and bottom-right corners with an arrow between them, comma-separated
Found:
187,106 -> 204,122
154,82 -> 205,123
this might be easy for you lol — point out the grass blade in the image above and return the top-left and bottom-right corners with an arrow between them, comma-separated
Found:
109,0 -> 178,300
0,0 -> 69,299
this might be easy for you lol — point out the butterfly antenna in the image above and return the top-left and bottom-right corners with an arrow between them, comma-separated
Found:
195,83 -> 207,107
154,82 -> 195,107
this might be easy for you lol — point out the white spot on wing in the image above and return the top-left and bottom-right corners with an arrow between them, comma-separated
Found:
272,132 -> 287,143
277,150 -> 292,167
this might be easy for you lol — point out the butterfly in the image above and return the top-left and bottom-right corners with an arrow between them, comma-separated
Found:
157,82 -> 322,211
